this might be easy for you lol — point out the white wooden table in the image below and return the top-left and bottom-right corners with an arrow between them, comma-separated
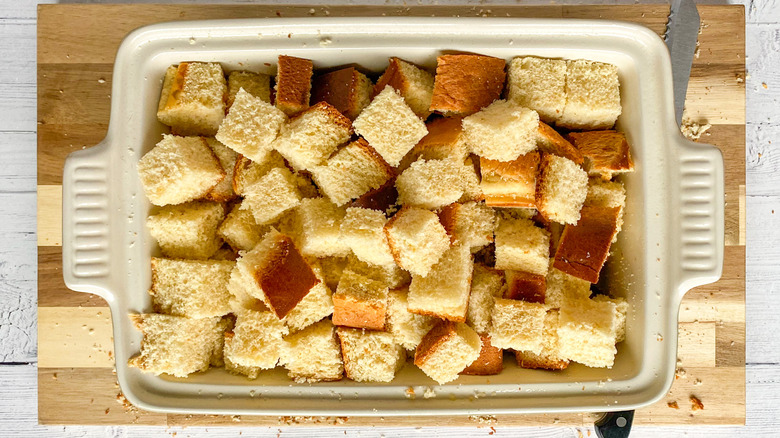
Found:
2,0 -> 778,436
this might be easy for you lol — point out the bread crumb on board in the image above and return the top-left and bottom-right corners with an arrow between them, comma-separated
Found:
690,395 -> 704,411
680,118 -> 712,141
468,414 -> 498,425
667,400 -> 679,409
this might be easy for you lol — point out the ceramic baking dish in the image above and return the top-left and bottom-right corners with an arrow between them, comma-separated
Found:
62,17 -> 724,416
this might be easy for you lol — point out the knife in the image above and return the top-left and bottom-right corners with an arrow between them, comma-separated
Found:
665,0 -> 701,126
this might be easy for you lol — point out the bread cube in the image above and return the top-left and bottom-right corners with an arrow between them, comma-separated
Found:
311,138 -> 395,206
227,264 -> 269,314
558,297 -> 620,367
592,294 -> 629,343
138,135 -> 225,206
350,177 -> 399,213
227,70 -> 271,108
216,88 -> 287,163
318,256 -> 348,292
458,156 -> 484,202
241,166 -> 302,225
515,309 -> 570,370
353,85 -> 428,166
149,258 -> 233,318
536,154 -> 589,225
223,334 -> 262,379
274,55 -> 313,116
272,102 -> 353,171
396,158 -> 465,209
340,207 -> 396,267
147,201 -> 225,259
507,57 -> 566,123
337,327 -> 406,382
157,62 -> 227,136
217,202 -> 267,252
129,313 -> 226,377
231,152 -> 286,195
280,319 -> 344,383
344,254 -> 411,290
461,334 -> 503,376
567,130 -> 634,180
466,263 -> 505,334
585,178 -> 627,240
537,122 -> 584,165
479,152 -> 540,208
544,260 -> 592,308
559,60 -> 622,130
202,138 -> 238,202
414,321 -> 481,384
224,310 -> 288,369
399,117 -> 469,172
332,270 -> 388,330
438,201 -> 497,250
281,262 -> 334,333
384,207 -> 451,277
408,244 -> 474,322
504,270 -> 546,304
386,287 -> 437,351
494,217 -> 550,276
489,298 -> 548,353
312,66 -> 373,120
463,100 -> 540,162
553,206 -> 621,283
294,197 -> 350,258
374,57 -> 434,119
430,54 -> 506,116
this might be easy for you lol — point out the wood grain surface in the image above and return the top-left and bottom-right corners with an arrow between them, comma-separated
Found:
36,3 -> 746,427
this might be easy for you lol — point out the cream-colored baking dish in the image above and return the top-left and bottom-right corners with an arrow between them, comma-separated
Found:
62,17 -> 724,416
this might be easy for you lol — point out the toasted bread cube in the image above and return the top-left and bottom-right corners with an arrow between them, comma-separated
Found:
592,295 -> 629,343
396,158 -> 465,209
344,255 -> 411,290
545,260 -> 592,308
311,138 -> 395,206
241,166 -> 302,225
553,206 -> 620,283
536,154 -> 589,225
147,201 -> 225,259
282,262 -> 334,333
489,298 -> 548,353
461,334 -> 503,375
231,152 -> 287,195
479,152 -> 540,208
138,135 -> 225,206
203,138 -> 238,202
463,100 -> 540,162
399,117 -> 469,173
586,178 -> 627,240
386,288 -> 437,351
384,207 -> 451,277
223,334 -> 262,379
459,157 -> 484,203
466,263 -> 505,334
350,178 -> 399,213
294,197 -> 350,258
337,327 -> 406,382
275,55 -> 313,116
558,297 -> 619,367
272,102 -> 353,171
374,57 -> 434,119
408,244 -> 474,322
515,309 -> 570,370
559,60 -> 622,130
227,264 -> 269,314
129,314 -> 226,377
340,207 -> 396,267
430,54 -> 506,116
280,319 -> 344,383
567,130 -> 634,180
217,202 -> 268,252
157,62 -> 227,136
312,66 -> 373,120
332,270 -> 388,330
507,57 -> 566,123
224,310 -> 288,369
438,201 -> 497,250
227,70 -> 271,108
494,218 -> 550,276
318,256 -> 348,291
537,122 -> 584,165
149,258 -> 233,318
414,321 -> 481,384
353,86 -> 428,166
216,88 -> 287,163
504,270 -> 546,303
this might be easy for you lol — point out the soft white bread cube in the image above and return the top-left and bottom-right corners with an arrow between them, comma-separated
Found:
204,138 -> 238,202
384,207 -> 451,277
494,217 -> 550,276
227,70 -> 271,108
217,202 -> 268,252
232,151 -> 287,196
311,138 -> 395,206
227,264 -> 269,314
216,88 -> 287,163
340,207 -> 396,267
332,269 -> 389,330
592,294 -> 629,343
374,57 -> 435,119
386,287 -> 437,351
281,262 -> 334,333
438,201 -> 497,251
558,60 -> 622,130
294,197 -> 350,258
280,319 -> 344,383
129,313 -> 226,377
223,334 -> 262,379
240,166 -> 302,225
138,135 -> 225,206
353,85 -> 428,166
408,244 -> 474,322
344,254 -> 411,290
149,258 -> 233,318
514,309 -> 570,370
488,298 -> 548,353
224,310 -> 289,369
414,320 -> 482,384
536,154 -> 589,225
585,178 -> 627,240
544,259 -> 592,308
558,297 -> 620,368
272,102 -> 353,171
506,57 -> 567,123
157,62 -> 227,136
396,158 -> 465,209
147,201 -> 225,259
462,100 -> 540,162
466,263 -> 505,334
337,327 -> 406,382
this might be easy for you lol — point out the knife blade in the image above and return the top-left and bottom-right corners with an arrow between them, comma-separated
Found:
665,0 -> 700,126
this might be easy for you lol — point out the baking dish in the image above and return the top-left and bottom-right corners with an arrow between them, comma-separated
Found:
62,17 -> 724,416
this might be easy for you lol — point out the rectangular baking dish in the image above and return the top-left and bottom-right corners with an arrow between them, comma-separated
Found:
62,17 -> 724,416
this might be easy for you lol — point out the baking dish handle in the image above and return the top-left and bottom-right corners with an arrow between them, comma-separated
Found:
62,139 -> 115,302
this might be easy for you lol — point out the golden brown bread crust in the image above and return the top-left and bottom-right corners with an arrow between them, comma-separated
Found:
514,350 -> 570,371
567,130 -> 634,179
275,55 -> 313,116
504,270 -> 546,303
373,57 -> 407,98
291,101 -> 353,132
163,63 -> 189,112
430,54 -> 506,116
312,67 -> 363,120
351,176 -> 398,213
461,335 -> 503,375
231,154 -> 249,194
533,152 -> 556,218
332,292 -> 387,330
414,320 -> 457,367
397,117 -> 466,173
480,152 -> 540,208
537,122 -> 584,165
437,202 -> 461,244
553,206 -> 621,283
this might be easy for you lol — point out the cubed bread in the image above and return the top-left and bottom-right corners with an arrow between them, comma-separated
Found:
350,177 -> 399,213
544,260 -> 592,308
558,60 -> 622,130
396,158 -> 465,209
514,309 -> 570,370
147,201 -> 225,259
458,156 -> 484,203
553,206 -> 621,283
592,294 -> 629,343
318,256 -> 348,292
438,201 -> 496,250
374,57 -> 435,119
466,263 -> 505,334
337,327 -> 406,382
204,138 -> 239,202
403,117 -> 469,169
340,207 -> 396,267
488,298 -> 548,353
384,207 -> 451,277
386,287 -> 437,351
217,202 -> 268,251
280,319 -> 344,383
414,320 -> 481,384
344,255 -> 411,290
504,270 -> 546,304
567,130 -> 634,180
137,135 -> 225,206
353,85 -> 428,166
227,70 -> 271,108
281,262 -> 334,333
223,334 -> 262,379
430,54 -> 506,116
506,56 -> 567,123
294,197 -> 350,257
149,258 -> 233,318
227,264 -> 269,314
216,88 -> 287,163
536,153 -> 589,225
223,310 -> 289,369
311,138 -> 395,206
311,66 -> 373,120
275,55 -> 313,116
157,62 -> 227,136
585,178 -> 627,240
558,297 -> 620,367
537,122 -> 584,165
240,166 -> 302,225
272,102 -> 353,171
494,217 -> 550,276
461,335 -> 503,375
462,100 -> 540,162
479,152 -> 540,208
408,244 -> 474,322
332,270 -> 388,330
129,314 -> 226,377
231,151 -> 287,195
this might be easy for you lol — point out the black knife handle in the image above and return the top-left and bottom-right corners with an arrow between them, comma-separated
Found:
595,410 -> 634,438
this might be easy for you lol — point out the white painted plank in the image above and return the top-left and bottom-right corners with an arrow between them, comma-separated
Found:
0,132 -> 36,193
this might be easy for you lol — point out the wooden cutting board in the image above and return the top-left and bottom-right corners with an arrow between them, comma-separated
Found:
37,4 -> 746,427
